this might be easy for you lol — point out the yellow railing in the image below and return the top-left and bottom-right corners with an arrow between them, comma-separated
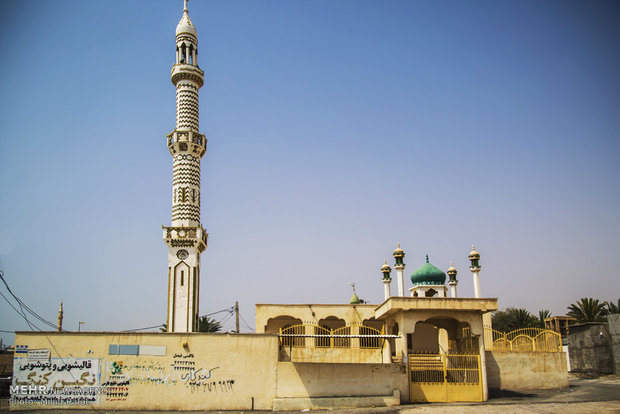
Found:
485,327 -> 562,352
279,323 -> 386,349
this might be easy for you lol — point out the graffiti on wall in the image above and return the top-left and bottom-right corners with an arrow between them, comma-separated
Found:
172,353 -> 234,393
10,358 -> 100,406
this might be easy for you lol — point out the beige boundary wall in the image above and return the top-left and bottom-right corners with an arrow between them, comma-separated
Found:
11,332 -> 403,411
274,361 -> 407,409
485,351 -> 569,390
11,332 -> 279,411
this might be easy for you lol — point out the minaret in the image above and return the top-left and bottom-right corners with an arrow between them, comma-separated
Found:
163,0 -> 207,333
57,301 -> 63,332
447,262 -> 458,298
469,246 -> 481,298
381,259 -> 392,301
393,242 -> 406,296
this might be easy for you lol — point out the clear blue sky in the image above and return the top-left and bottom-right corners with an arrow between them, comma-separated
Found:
0,0 -> 619,346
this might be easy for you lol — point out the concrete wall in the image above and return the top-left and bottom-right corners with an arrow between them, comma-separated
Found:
607,314 -> 620,374
281,347 -> 385,364
275,361 -> 408,402
11,332 -> 279,411
567,323 -> 614,375
485,351 -> 569,390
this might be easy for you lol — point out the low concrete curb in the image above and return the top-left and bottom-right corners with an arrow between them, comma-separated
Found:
273,389 -> 400,411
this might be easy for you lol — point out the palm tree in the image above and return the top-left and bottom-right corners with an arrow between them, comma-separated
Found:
538,309 -> 552,328
198,316 -> 222,333
566,298 -> 606,323
492,307 -> 538,332
603,300 -> 619,315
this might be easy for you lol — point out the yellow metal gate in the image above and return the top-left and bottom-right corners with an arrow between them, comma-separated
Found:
408,354 -> 483,402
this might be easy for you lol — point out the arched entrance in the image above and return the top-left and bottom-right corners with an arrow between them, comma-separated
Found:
408,317 -> 483,402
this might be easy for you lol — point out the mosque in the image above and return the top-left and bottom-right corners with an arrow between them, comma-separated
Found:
10,2 -> 567,411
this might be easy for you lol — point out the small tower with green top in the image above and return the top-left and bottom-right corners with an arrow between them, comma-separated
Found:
381,259 -> 392,301
469,246 -> 481,298
350,283 -> 361,304
447,261 -> 458,297
393,242 -> 406,296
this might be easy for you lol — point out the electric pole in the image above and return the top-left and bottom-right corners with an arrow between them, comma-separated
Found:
235,301 -> 240,333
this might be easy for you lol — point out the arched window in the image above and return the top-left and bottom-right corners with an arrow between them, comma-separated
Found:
180,43 -> 187,63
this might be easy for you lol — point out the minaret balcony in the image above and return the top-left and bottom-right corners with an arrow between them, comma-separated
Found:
171,64 -> 204,87
167,131 -> 206,157
162,225 -> 208,253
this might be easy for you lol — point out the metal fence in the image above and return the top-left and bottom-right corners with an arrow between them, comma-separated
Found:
279,323 -> 390,349
485,327 -> 562,352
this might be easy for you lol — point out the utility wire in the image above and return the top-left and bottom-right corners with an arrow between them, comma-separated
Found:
121,324 -> 164,332
202,306 -> 234,317
0,289 -> 41,331
0,271 -> 57,330
238,312 -> 255,332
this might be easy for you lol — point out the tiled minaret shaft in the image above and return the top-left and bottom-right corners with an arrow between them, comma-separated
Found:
164,0 -> 208,333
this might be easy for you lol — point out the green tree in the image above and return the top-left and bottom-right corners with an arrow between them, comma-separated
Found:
603,300 -> 619,315
492,307 -> 538,332
538,309 -> 552,328
198,316 -> 222,333
566,298 -> 607,323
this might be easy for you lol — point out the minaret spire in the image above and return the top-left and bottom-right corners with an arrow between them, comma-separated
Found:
163,0 -> 207,333
393,242 -> 406,296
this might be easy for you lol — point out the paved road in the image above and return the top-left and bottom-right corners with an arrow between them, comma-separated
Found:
3,376 -> 619,413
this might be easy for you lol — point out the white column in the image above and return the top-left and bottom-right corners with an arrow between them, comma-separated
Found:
450,283 -> 457,298
472,270 -> 481,298
395,265 -> 405,296
383,279 -> 391,301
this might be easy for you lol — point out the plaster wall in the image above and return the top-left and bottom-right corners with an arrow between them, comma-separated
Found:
567,323 -> 614,375
485,351 -> 568,390
11,332 -> 279,411
607,314 -> 620,374
281,347 -> 384,364
275,361 -> 408,402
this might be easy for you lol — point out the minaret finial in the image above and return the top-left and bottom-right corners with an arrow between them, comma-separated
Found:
183,0 -> 189,12
426,254 -> 429,263
351,282 -> 356,293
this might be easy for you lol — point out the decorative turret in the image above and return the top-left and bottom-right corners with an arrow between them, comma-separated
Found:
469,246 -> 481,270
393,242 -> 405,265
469,245 -> 482,298
447,262 -> 458,298
164,0 -> 207,333
393,242 -> 406,296
381,259 -> 392,301
381,259 -> 392,280
350,283 -> 361,304
409,254 -> 448,298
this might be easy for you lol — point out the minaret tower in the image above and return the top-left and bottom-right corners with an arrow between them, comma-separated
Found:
447,262 -> 458,298
381,259 -> 392,301
469,246 -> 481,298
57,301 -> 63,332
393,242 -> 406,296
163,0 -> 207,333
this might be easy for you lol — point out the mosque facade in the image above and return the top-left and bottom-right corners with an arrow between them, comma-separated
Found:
9,2 -> 568,411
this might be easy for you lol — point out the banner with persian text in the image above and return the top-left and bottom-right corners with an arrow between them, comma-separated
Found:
10,357 -> 100,406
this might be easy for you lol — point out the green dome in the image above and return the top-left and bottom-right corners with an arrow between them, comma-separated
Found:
350,293 -> 360,304
411,255 -> 446,286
